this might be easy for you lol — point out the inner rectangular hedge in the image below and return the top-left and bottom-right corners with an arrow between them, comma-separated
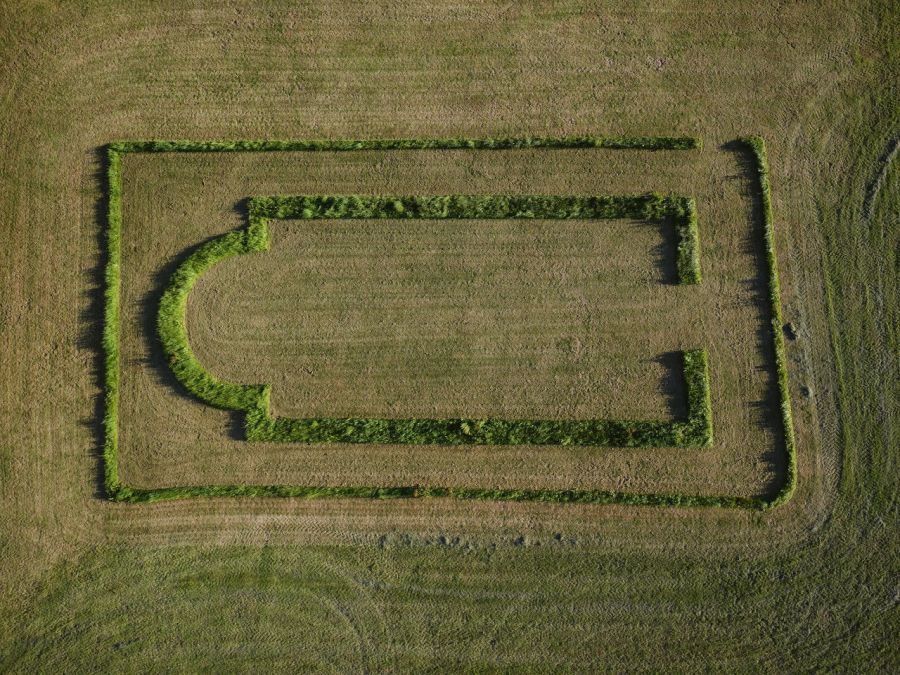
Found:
102,135 -> 795,509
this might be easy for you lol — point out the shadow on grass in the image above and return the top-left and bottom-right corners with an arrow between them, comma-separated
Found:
78,146 -> 111,499
650,217 -> 680,286
722,139 -> 788,500
652,351 -> 688,420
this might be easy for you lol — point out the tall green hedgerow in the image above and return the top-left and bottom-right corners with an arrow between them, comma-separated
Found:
740,137 -> 797,509
109,135 -> 700,155
675,198 -> 702,284
158,194 -> 711,448
113,483 -> 760,507
104,134 -> 803,511
102,146 -> 123,498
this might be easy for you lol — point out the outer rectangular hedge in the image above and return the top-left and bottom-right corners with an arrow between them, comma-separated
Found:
102,134 -> 795,509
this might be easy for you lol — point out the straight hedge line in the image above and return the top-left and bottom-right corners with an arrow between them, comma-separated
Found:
102,147 -> 123,496
740,137 -> 797,509
113,483 -> 759,507
676,198 -> 702,284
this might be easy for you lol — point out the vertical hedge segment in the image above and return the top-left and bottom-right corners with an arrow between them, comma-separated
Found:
675,197 -> 703,284
102,147 -> 123,497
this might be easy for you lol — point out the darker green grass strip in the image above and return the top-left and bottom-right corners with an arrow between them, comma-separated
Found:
113,483 -> 761,508
109,136 -> 700,154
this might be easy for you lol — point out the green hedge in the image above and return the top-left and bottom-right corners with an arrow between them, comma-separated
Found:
675,198 -> 702,284
102,147 -> 123,497
248,193 -> 702,284
109,135 -> 700,154
103,134 -> 803,510
113,483 -> 760,507
740,137 -> 797,509
158,194 -> 711,448
156,229 -> 269,412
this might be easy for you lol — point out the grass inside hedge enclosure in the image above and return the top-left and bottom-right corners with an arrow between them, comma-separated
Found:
102,135 -> 793,509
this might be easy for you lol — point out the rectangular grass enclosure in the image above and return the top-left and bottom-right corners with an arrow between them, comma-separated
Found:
159,193 -> 710,447
102,136 -> 795,508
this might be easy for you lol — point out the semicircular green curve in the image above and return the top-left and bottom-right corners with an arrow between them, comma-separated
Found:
156,217 -> 272,428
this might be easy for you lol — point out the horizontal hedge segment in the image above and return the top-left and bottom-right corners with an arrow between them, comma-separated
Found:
109,135 -> 701,154
249,193 -> 702,285
740,137 -> 797,510
251,193 -> 671,220
113,483 -> 762,508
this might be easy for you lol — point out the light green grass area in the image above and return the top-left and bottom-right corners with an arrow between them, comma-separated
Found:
0,0 -> 896,671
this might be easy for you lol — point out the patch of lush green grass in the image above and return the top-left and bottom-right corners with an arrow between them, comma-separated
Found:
111,482 -> 761,507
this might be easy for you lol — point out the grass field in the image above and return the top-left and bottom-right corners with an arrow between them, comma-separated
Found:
0,0 -> 896,671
